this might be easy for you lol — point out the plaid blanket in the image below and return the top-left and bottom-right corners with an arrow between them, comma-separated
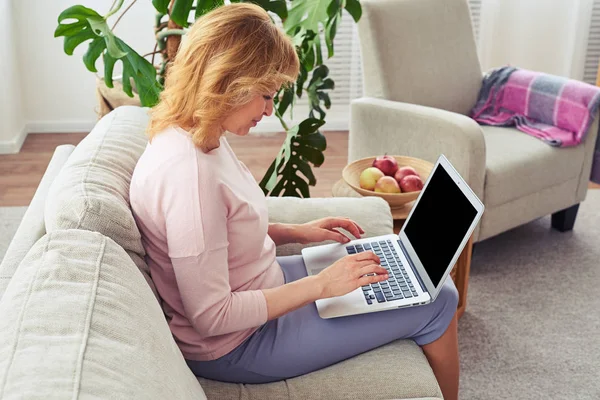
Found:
470,66 -> 600,184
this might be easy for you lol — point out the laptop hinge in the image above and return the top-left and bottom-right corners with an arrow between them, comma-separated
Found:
398,239 -> 427,294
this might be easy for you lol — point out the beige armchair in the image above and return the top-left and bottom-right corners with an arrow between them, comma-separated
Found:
350,0 -> 599,243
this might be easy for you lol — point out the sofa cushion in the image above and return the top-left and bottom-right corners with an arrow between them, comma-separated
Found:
482,125 -> 586,207
266,196 -> 394,256
198,339 -> 441,400
44,106 -> 156,295
0,229 -> 206,400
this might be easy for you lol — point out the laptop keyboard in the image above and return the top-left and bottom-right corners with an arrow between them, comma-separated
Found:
346,239 -> 418,305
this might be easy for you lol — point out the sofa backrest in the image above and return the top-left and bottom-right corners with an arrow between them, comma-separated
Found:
44,106 -> 157,297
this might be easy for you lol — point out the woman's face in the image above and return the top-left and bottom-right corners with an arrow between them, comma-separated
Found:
221,91 -> 276,136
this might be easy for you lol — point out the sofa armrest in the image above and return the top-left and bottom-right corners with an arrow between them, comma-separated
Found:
350,97 -> 486,200
0,145 -> 75,301
266,196 -> 393,256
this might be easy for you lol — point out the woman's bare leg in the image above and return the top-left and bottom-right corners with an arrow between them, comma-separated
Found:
422,313 -> 459,400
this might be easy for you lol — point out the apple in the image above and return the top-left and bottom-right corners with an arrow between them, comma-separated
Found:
372,154 -> 399,177
399,175 -> 424,192
374,176 -> 401,194
394,166 -> 418,183
359,167 -> 385,190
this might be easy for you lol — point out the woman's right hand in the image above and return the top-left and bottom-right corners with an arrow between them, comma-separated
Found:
316,251 -> 389,299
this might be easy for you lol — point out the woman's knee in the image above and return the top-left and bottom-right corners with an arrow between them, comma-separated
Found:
414,279 -> 458,345
436,279 -> 459,315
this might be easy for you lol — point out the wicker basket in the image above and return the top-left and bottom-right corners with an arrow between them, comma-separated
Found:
95,77 -> 142,119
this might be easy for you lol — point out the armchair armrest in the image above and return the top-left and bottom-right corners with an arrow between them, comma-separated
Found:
266,196 -> 393,256
350,97 -> 486,200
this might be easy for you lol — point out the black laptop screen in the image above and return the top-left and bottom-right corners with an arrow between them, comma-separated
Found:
403,164 -> 478,288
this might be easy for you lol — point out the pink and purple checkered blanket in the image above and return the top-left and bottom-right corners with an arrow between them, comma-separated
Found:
470,66 -> 600,184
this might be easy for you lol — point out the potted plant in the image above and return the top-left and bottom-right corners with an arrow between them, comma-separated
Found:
55,0 -> 362,198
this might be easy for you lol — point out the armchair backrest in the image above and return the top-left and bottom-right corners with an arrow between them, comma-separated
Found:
357,0 -> 483,115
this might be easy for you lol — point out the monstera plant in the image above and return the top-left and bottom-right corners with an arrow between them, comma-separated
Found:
55,0 -> 362,197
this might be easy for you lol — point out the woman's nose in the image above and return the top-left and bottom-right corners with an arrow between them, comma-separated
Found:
264,100 -> 273,117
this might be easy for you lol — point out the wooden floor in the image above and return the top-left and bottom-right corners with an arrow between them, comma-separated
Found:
0,131 -> 348,207
0,131 -> 598,207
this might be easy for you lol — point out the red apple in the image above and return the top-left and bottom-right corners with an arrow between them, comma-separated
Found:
394,166 -> 418,183
399,175 -> 424,192
372,155 -> 398,177
374,176 -> 401,193
359,167 -> 385,190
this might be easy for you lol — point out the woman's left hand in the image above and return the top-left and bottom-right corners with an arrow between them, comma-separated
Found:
294,217 -> 365,245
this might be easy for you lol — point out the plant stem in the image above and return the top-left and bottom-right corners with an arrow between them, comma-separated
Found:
148,43 -> 160,65
274,107 -> 290,131
156,28 -> 187,41
155,22 -> 168,32
155,12 -> 166,28
111,0 -> 138,30
106,0 -> 124,19
108,0 -> 118,15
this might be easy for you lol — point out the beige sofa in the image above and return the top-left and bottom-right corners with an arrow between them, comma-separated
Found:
0,106 -> 444,400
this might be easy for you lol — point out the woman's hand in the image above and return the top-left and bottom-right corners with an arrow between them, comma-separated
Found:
295,217 -> 365,245
316,251 -> 388,299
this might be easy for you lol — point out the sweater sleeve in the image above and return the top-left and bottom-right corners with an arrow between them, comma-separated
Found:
162,154 -> 268,338
171,253 -> 268,338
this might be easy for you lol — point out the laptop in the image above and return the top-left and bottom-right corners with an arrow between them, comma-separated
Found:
301,154 -> 484,319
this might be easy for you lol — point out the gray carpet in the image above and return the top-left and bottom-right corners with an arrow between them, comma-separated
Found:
0,193 -> 599,399
460,190 -> 600,399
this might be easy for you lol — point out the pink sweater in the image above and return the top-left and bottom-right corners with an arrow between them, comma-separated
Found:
130,127 -> 285,361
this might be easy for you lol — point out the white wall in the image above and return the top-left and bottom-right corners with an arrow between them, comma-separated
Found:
12,0 -> 156,135
0,0 -> 354,154
0,0 -> 346,154
478,0 -> 593,80
0,0 -> 25,153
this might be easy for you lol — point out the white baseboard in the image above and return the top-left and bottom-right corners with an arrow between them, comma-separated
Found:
0,120 -> 97,154
0,126 -> 28,154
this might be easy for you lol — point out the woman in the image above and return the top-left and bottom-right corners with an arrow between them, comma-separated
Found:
130,4 -> 459,400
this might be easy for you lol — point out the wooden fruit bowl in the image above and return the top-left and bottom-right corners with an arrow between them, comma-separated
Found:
342,156 -> 434,209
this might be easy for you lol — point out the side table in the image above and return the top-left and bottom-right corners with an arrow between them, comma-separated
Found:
332,179 -> 472,319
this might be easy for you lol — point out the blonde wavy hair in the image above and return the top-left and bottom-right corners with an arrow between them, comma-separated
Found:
147,3 -> 300,151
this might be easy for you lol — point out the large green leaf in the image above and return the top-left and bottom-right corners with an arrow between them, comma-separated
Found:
276,86 -> 295,117
345,0 -> 362,22
152,0 -> 171,14
103,38 -> 163,106
306,65 -> 334,120
259,118 -> 326,197
260,0 -> 288,21
228,0 -> 287,21
325,13 -> 339,58
87,16 -> 127,58
83,37 -> 106,72
196,0 -> 225,19
171,0 -> 194,27
55,5 -> 125,58
283,0 -> 330,36
55,6 -> 162,107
